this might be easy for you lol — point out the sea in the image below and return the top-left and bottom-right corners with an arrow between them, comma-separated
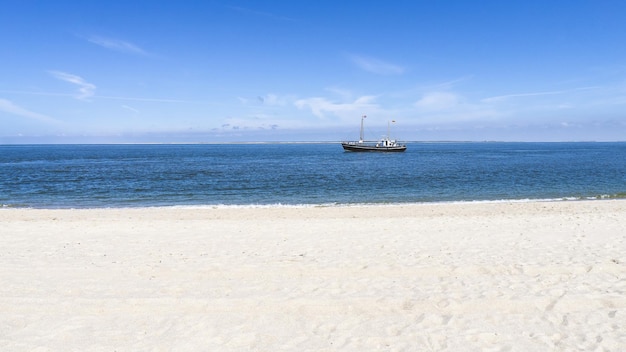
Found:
1,142 -> 625,209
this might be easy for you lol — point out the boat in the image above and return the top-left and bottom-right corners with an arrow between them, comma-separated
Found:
341,115 -> 407,152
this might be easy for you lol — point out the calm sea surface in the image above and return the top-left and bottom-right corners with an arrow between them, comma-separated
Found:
1,143 -> 625,208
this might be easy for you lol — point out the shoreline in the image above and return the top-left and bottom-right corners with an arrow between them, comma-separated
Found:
2,199 -> 625,350
3,195 -> 626,211
2,198 -> 625,222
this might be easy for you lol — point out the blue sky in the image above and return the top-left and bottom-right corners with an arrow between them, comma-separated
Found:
1,0 -> 626,143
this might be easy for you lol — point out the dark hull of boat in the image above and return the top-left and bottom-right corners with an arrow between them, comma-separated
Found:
341,143 -> 407,152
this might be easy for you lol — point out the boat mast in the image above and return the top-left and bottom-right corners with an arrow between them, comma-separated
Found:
387,120 -> 390,140
360,115 -> 366,142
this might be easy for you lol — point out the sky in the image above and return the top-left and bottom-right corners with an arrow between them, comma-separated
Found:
1,0 -> 626,143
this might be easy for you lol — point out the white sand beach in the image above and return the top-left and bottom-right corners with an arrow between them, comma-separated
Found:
1,200 -> 625,351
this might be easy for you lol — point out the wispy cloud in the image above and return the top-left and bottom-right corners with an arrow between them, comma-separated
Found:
0,98 -> 59,123
325,87 -> 353,100
410,91 -> 503,125
0,90 -> 74,98
295,95 -> 380,119
97,95 -> 189,103
482,87 -> 599,103
431,76 -> 474,90
49,71 -> 96,100
87,35 -> 148,55
349,55 -> 404,75
122,104 -> 139,113
482,90 -> 565,103
415,92 -> 463,111
0,89 -> 192,104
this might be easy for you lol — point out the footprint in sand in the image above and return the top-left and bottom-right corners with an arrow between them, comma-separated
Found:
545,291 -> 566,311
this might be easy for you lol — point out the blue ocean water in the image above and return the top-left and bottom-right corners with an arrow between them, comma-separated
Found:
1,143 -> 625,208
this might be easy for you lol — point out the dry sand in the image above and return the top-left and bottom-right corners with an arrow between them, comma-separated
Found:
1,200 -> 625,351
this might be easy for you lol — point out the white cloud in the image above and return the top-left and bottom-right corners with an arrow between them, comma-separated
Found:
49,71 -> 96,100
349,55 -> 404,75
261,94 -> 282,106
87,35 -> 148,55
0,98 -> 59,123
295,95 -> 379,119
